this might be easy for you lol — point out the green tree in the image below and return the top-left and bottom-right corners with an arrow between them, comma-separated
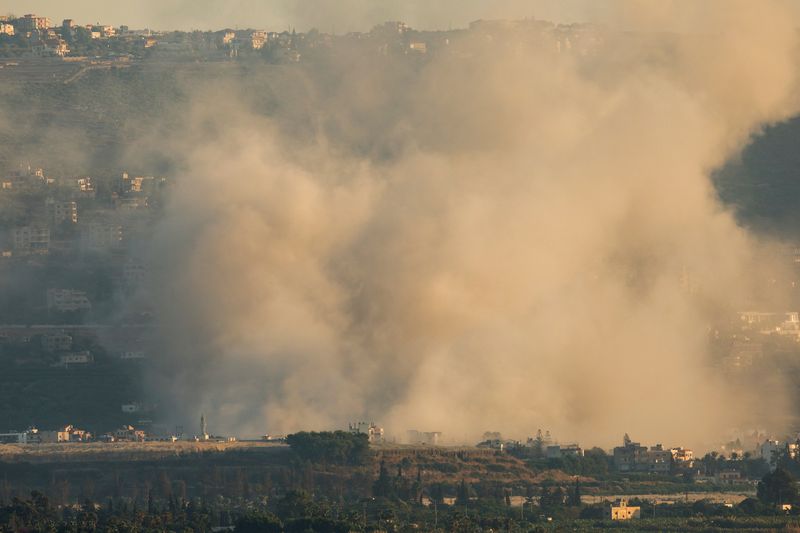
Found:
235,510 -> 283,533
757,467 -> 798,507
286,431 -> 370,465
567,478 -> 582,507
372,460 -> 395,499
456,479 -> 472,507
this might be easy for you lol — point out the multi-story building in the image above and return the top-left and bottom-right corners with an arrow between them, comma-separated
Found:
250,30 -> 267,50
58,351 -> 93,366
546,444 -> 584,459
12,226 -> 50,252
48,200 -> 78,225
83,222 -> 123,251
613,438 -> 647,472
16,14 -> 51,32
670,447 -> 694,465
349,421 -> 385,443
41,331 -> 73,352
47,289 -> 91,312
760,439 -> 783,469
613,436 -> 674,473
638,444 -> 672,474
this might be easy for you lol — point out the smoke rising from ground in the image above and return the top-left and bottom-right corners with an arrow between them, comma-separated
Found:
141,1 -> 800,448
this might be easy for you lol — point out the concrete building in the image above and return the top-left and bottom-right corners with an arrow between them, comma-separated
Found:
250,30 -> 268,50
16,14 -> 51,32
715,470 -> 742,484
39,429 -> 71,443
83,223 -> 123,251
47,289 -> 91,312
760,439 -> 783,469
57,176 -> 95,198
407,430 -> 442,445
640,444 -> 672,474
48,200 -> 78,225
41,331 -> 73,352
408,42 -> 428,54
670,447 -> 694,465
546,444 -> 584,459
0,431 -> 32,444
739,311 -> 800,337
113,425 -> 146,442
608,500 -> 640,520
349,421 -> 384,443
32,38 -> 70,57
58,351 -> 93,366
12,226 -> 50,252
613,438 -> 647,472
613,436 -> 673,473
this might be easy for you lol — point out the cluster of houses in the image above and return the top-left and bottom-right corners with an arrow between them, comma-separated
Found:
1,11 -> 609,65
1,166 -> 163,259
0,166 -> 163,321
612,435 -> 691,474
0,425 -> 89,444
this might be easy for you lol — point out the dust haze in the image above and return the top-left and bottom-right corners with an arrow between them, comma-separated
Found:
110,1 -> 800,448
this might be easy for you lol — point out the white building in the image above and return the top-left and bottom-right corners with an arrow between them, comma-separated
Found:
57,351 -> 93,367
47,289 -> 91,312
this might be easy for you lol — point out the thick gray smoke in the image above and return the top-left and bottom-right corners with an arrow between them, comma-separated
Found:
143,0 -> 800,448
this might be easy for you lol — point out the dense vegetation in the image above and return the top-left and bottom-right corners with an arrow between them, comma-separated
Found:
4,485 -> 800,532
286,431 -> 370,465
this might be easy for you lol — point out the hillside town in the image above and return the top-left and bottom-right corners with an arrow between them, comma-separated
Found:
0,12 -> 602,63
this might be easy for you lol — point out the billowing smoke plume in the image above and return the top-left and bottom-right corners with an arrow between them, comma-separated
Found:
143,0 -> 800,448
